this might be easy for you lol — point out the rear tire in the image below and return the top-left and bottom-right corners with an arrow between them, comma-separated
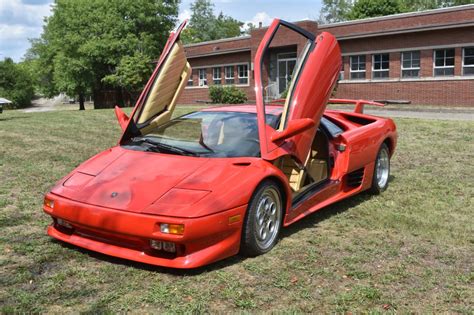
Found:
240,180 -> 283,256
369,143 -> 390,195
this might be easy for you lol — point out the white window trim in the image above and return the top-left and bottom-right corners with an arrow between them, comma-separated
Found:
462,47 -> 474,76
372,53 -> 390,79
212,67 -> 222,84
185,62 -> 251,89
401,51 -> 421,78
338,75 -> 474,84
198,69 -> 207,87
213,67 -> 221,80
237,64 -> 249,84
277,52 -> 297,61
433,49 -> 455,76
349,55 -> 366,80
341,42 -> 474,57
224,65 -> 234,85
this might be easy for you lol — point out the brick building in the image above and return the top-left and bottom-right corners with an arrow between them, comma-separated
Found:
180,5 -> 474,106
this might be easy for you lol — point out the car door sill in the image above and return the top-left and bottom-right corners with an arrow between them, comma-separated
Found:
291,179 -> 338,208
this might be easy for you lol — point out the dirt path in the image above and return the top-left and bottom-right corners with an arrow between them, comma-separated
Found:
21,96 -> 65,113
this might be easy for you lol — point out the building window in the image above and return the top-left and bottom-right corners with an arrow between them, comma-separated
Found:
238,64 -> 249,84
225,66 -> 234,85
213,67 -> 221,85
198,69 -> 207,86
187,76 -> 193,87
434,49 -> 455,76
462,47 -> 474,76
401,51 -> 420,78
372,53 -> 389,79
350,55 -> 366,80
339,57 -> 344,80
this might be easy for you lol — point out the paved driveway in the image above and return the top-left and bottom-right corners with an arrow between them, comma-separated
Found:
363,109 -> 474,121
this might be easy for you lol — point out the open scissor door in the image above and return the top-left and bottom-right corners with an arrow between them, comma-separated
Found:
254,19 -> 341,163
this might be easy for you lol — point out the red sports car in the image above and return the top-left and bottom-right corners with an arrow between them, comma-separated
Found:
43,20 -> 397,268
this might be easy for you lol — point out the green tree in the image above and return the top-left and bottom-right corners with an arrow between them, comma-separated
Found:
318,0 -> 353,23
102,52 -> 153,101
347,0 -> 405,20
0,58 -> 35,109
401,0 -> 473,11
343,0 -> 472,21
28,0 -> 179,110
181,0 -> 243,44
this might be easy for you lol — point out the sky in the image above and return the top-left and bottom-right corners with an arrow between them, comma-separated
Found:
0,0 -> 322,62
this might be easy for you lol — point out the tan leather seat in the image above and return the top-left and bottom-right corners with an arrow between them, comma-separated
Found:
276,131 -> 329,192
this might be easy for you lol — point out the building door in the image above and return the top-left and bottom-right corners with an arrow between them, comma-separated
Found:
277,53 -> 297,95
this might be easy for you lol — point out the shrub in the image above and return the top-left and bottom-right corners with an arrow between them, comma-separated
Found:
209,85 -> 247,104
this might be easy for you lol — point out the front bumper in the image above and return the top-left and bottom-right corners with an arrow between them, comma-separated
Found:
43,193 -> 246,269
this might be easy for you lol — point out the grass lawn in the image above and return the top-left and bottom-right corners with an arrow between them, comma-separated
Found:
0,106 -> 472,313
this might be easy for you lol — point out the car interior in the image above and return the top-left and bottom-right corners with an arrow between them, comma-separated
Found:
274,128 -> 330,193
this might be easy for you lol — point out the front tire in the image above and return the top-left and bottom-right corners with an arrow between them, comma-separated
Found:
369,143 -> 390,194
240,180 -> 283,256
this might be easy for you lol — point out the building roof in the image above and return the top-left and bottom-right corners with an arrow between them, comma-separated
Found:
184,35 -> 251,48
318,4 -> 474,39
183,5 -> 474,55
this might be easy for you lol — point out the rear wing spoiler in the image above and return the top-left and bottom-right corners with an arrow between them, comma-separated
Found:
328,98 -> 385,114
269,98 -> 387,114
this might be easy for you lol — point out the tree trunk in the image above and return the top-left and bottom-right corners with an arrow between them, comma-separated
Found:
79,93 -> 85,110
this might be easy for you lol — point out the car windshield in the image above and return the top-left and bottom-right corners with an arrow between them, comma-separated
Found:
123,111 -> 279,158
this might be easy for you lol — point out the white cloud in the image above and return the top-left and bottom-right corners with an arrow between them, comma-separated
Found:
0,0 -> 53,61
0,24 -> 36,41
178,9 -> 191,23
245,11 -> 273,29
240,12 -> 274,32
0,0 -> 52,27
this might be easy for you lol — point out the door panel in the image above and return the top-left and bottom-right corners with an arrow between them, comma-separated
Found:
120,21 -> 190,142
255,19 -> 341,163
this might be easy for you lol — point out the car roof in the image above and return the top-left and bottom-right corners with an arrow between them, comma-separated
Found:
201,104 -> 284,116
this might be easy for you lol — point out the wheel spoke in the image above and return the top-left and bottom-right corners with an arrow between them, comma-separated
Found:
253,187 -> 282,250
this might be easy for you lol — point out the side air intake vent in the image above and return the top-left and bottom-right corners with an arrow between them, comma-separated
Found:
347,168 -> 364,187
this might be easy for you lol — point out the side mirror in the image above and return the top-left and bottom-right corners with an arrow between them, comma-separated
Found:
271,118 -> 316,143
114,106 -> 130,132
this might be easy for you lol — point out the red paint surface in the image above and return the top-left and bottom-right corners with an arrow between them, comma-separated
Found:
44,19 -> 397,268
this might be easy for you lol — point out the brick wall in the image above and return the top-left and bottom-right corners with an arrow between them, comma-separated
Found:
318,5 -> 474,37
180,21 -> 318,104
338,27 -> 474,54
335,80 -> 474,106
179,7 -> 474,106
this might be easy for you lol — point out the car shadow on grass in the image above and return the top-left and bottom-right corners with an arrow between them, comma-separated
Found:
52,175 -> 396,275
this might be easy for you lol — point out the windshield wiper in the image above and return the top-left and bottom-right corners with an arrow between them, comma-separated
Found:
132,137 -> 198,156
198,138 -> 215,153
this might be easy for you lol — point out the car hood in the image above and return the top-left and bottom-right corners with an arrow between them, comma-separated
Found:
52,146 -> 210,213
